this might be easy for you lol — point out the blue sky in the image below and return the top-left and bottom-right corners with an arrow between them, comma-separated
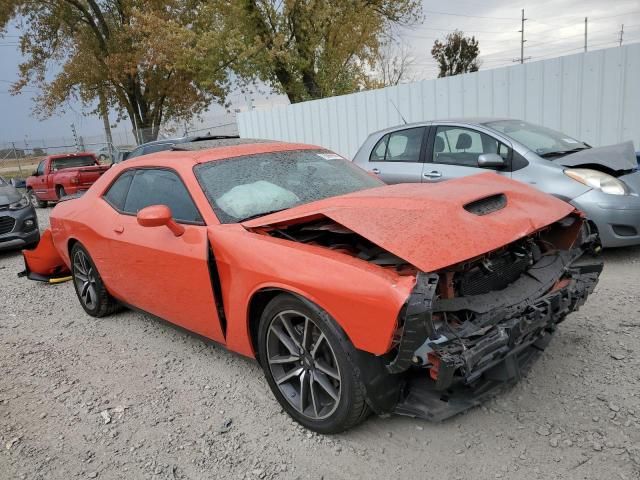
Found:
1,0 -> 639,146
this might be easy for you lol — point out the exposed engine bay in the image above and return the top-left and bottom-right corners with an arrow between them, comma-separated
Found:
250,212 -> 603,421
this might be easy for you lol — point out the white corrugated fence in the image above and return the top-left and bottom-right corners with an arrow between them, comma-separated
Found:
238,43 -> 640,159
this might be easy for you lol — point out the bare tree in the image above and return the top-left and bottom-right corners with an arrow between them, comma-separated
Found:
371,42 -> 415,87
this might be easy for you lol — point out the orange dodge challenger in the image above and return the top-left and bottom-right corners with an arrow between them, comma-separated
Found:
22,139 -> 602,433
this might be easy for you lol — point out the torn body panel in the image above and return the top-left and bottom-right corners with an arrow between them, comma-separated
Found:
385,215 -> 602,421
20,228 -> 71,281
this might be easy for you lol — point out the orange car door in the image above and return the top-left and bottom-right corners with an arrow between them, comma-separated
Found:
103,168 -> 225,343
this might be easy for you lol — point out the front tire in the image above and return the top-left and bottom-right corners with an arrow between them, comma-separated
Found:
70,243 -> 119,317
257,294 -> 369,434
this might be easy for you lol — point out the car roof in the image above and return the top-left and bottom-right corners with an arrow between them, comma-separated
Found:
136,134 -> 240,148
119,140 -> 323,168
369,117 -> 515,136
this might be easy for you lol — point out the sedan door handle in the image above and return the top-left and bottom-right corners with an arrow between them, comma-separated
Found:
423,171 -> 442,179
113,225 -> 124,234
371,168 -> 380,174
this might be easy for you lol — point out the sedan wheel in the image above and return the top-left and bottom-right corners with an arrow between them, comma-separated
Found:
73,249 -> 98,310
258,294 -> 369,433
70,243 -> 119,318
266,310 -> 342,420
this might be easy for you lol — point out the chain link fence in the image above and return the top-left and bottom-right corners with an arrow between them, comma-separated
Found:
0,114 -> 239,179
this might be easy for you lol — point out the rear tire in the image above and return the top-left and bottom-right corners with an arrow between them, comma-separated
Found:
56,186 -> 66,200
70,243 -> 119,317
257,294 -> 370,434
27,189 -> 47,208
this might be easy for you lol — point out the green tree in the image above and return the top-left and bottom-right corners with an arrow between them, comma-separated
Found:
0,1 -> 232,142
431,30 -> 480,78
213,0 -> 422,103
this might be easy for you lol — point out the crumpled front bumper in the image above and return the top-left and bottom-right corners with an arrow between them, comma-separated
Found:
388,249 -> 602,422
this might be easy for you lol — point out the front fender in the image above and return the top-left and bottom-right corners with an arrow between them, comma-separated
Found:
208,225 -> 415,358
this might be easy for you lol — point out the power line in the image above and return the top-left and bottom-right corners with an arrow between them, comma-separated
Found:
422,10 -> 518,20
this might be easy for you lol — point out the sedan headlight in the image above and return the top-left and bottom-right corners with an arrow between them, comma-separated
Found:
564,168 -> 629,195
9,195 -> 30,210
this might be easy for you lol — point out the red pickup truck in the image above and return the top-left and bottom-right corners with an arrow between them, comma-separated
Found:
26,153 -> 109,208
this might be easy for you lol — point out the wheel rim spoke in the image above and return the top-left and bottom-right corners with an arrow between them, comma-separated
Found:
269,324 -> 299,356
275,367 -> 303,385
268,354 -> 299,365
278,314 -> 302,350
299,370 -> 308,412
309,374 -> 320,417
310,333 -> 325,358
315,359 -> 340,381
313,371 -> 339,401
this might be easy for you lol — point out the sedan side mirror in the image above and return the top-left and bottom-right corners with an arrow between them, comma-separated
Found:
478,153 -> 506,168
136,205 -> 185,237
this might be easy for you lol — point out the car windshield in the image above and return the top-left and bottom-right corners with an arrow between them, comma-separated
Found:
194,149 -> 383,223
486,120 -> 589,158
52,155 -> 96,170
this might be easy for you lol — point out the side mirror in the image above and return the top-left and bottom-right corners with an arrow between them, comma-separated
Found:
136,205 -> 185,237
478,153 -> 506,168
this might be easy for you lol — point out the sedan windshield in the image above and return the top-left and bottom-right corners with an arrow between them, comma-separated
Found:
486,120 -> 589,158
194,150 -> 383,223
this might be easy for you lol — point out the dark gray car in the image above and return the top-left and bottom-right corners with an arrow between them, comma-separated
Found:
353,118 -> 640,248
0,176 -> 39,250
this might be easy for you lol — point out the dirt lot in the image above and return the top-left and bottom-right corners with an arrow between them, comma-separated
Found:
1,208 -> 639,480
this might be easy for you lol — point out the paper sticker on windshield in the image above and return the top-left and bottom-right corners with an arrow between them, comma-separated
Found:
563,138 -> 579,144
317,153 -> 344,160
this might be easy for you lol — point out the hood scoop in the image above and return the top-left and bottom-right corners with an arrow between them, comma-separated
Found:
464,194 -> 507,216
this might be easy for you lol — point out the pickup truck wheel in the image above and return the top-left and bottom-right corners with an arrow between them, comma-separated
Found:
71,243 -> 119,318
56,186 -> 67,200
258,294 -> 370,434
27,189 -> 47,208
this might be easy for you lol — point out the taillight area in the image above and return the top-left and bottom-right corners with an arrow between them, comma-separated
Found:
70,176 -> 79,185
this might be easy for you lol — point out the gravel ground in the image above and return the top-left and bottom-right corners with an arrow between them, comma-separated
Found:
1,208 -> 639,480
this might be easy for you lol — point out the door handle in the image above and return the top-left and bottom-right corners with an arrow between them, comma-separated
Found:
371,168 -> 381,174
423,171 -> 442,179
113,225 -> 124,234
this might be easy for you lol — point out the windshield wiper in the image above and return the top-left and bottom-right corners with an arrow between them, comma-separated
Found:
239,208 -> 289,222
539,147 -> 589,158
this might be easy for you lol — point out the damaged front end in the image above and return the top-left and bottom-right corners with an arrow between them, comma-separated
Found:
388,214 -> 602,421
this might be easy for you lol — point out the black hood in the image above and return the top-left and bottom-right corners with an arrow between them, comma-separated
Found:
559,141 -> 637,172
0,184 -> 23,207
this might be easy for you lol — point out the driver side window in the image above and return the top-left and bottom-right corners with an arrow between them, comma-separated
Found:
103,169 -> 203,224
433,126 -> 510,168
36,160 -> 46,175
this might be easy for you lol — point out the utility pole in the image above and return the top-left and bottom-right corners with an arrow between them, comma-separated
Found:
619,24 -> 624,47
584,17 -> 588,52
513,9 -> 530,64
70,123 -> 80,152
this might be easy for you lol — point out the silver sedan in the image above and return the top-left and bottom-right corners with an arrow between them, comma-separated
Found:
353,118 -> 640,248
